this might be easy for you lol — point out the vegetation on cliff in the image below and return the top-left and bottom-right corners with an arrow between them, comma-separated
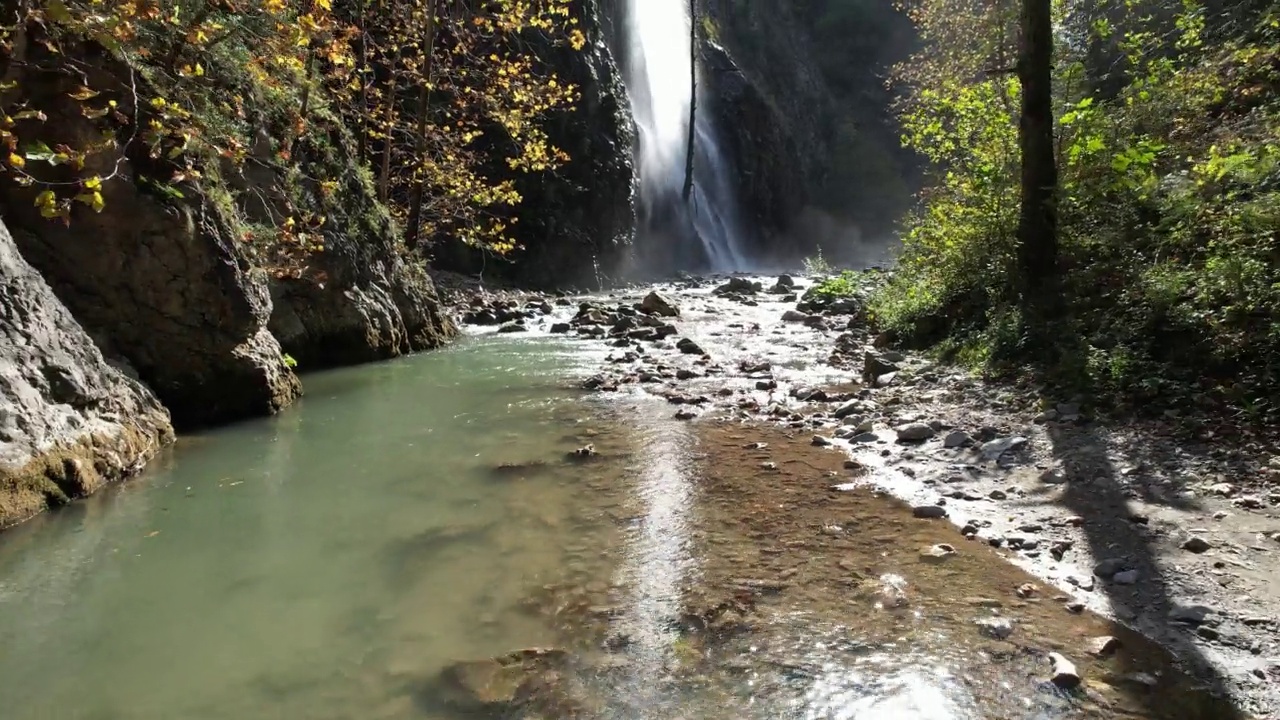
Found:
0,0 -> 585,278
873,0 -> 1280,422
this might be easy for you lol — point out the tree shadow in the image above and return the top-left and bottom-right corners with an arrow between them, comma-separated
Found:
1041,415 -> 1251,719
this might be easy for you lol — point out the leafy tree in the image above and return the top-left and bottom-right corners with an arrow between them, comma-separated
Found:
874,0 -> 1280,420
0,0 -> 586,274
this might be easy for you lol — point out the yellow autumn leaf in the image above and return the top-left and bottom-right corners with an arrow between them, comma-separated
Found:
66,86 -> 99,101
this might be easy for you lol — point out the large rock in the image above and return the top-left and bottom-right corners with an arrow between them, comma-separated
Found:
267,125 -> 455,367
0,219 -> 174,528
0,35 -> 301,428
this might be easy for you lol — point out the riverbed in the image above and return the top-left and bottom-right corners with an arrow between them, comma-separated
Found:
0,290 -> 1256,719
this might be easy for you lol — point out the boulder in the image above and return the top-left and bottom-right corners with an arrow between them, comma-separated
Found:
640,291 -> 680,317
0,220 -> 174,527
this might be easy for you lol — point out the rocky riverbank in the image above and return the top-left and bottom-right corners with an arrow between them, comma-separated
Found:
451,272 -> 1280,718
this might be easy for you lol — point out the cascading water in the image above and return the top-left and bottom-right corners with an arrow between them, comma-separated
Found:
621,0 -> 748,273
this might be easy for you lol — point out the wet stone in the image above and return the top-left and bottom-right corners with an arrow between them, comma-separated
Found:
912,505 -> 948,519
976,617 -> 1014,639
944,430 -> 973,448
1049,652 -> 1082,689
895,422 -> 936,442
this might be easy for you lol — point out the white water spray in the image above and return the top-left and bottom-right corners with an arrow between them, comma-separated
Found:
622,0 -> 748,272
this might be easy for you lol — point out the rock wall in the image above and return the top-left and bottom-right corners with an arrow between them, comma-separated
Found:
436,0 -> 637,289
702,0 -> 919,264
0,15 -> 458,525
0,218 -> 174,529
702,0 -> 837,260
0,28 -> 303,429
0,19 -> 456,431
265,123 -> 456,369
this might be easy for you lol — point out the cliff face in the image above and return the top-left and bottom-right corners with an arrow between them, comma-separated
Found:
703,0 -> 919,264
0,18 -> 455,433
0,218 -> 173,529
435,0 -> 637,289
261,122 -> 456,370
0,8 -> 457,525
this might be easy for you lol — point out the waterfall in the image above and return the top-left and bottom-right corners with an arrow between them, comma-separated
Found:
621,0 -> 748,273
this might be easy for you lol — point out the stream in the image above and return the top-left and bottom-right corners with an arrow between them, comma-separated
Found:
0,293 -> 1251,719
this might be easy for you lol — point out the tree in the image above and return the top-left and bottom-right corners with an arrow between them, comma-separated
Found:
1015,0 -> 1058,290
682,0 -> 696,203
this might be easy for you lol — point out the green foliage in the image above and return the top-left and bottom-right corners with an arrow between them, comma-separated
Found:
875,0 -> 1280,420
802,247 -> 835,276
809,270 -> 867,300
0,0 -> 584,275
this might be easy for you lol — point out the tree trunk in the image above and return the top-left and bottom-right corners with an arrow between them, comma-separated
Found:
405,1 -> 438,250
1016,0 -> 1058,289
378,53 -> 398,203
357,6 -> 369,165
681,0 -> 696,203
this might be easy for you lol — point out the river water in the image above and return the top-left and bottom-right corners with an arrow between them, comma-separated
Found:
0,319 -> 1248,719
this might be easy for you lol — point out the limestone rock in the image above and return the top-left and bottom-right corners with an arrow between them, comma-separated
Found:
640,291 -> 680,317
1049,652 -> 1082,689
0,220 -> 174,527
895,422 -> 936,442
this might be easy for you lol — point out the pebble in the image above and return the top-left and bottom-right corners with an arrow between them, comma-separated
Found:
980,436 -> 1027,460
833,401 -> 861,419
1087,636 -> 1121,657
1093,558 -> 1127,578
943,430 -> 973,448
920,544 -> 957,562
1039,468 -> 1067,484
976,617 -> 1014,639
1182,536 -> 1213,553
1067,575 -> 1095,591
1112,569 -> 1140,584
912,505 -> 948,519
1169,605 -> 1213,624
989,489 -> 1007,500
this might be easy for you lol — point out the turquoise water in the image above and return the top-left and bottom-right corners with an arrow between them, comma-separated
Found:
0,334 -> 624,720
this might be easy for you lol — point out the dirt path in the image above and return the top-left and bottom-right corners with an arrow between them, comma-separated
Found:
454,273 -> 1280,718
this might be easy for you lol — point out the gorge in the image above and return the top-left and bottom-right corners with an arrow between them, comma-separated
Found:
2,0 -> 1274,718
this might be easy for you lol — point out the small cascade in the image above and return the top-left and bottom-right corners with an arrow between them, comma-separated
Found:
621,0 -> 747,273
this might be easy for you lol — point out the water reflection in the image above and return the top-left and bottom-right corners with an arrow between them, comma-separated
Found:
607,398 -> 701,712
805,664 -> 967,720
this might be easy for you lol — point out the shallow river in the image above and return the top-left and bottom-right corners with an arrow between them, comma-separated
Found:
0,326 -> 1246,719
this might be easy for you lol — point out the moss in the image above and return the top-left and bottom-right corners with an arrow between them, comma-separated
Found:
0,419 -> 172,530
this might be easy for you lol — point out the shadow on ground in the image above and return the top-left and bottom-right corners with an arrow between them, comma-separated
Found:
1043,417 -> 1249,719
